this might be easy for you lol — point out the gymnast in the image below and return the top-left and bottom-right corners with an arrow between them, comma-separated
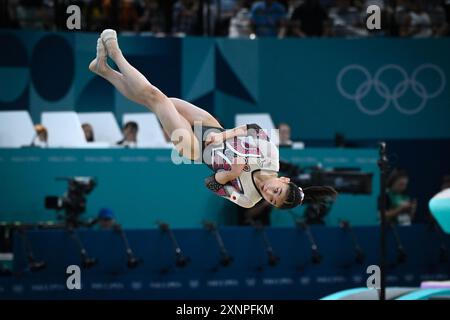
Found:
89,29 -> 336,209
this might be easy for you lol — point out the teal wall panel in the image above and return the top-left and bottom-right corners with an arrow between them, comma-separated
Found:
0,148 -> 379,228
1,31 -> 449,139
257,38 -> 450,139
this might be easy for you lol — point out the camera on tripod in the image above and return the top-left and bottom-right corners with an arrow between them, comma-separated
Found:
280,161 -> 373,224
45,177 -> 96,227
280,161 -> 373,195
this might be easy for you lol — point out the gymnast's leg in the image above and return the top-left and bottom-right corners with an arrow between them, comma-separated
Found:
169,98 -> 222,129
89,32 -> 221,129
88,30 -> 199,160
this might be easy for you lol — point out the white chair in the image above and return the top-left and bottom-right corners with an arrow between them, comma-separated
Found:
78,112 -> 122,146
41,112 -> 87,148
235,113 -> 279,145
122,113 -> 172,148
0,111 -> 36,148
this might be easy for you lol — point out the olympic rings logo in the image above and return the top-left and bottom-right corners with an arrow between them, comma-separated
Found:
336,64 -> 446,115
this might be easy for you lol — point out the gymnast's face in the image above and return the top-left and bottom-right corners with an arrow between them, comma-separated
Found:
260,177 -> 290,207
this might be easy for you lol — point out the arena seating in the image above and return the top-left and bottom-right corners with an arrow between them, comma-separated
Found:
41,112 -> 87,148
122,113 -> 172,148
0,111 -> 35,148
78,112 -> 122,146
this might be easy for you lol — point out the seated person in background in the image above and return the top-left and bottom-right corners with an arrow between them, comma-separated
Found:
172,0 -> 199,36
385,169 -> 417,226
278,122 -> 293,147
118,0 -> 139,31
429,2 -> 449,37
229,0 -> 253,38
32,124 -> 48,147
399,1 -> 433,38
290,0 -> 330,37
81,123 -> 95,142
328,0 -> 368,37
97,208 -> 116,230
137,0 -> 166,35
250,0 -> 287,38
117,121 -> 138,147
441,174 -> 450,191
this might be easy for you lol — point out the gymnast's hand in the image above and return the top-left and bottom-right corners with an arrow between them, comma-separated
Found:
214,157 -> 246,184
205,132 -> 224,146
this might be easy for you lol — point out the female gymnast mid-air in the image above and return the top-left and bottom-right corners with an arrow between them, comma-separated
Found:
89,29 -> 337,209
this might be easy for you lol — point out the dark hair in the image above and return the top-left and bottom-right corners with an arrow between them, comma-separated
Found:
81,123 -> 95,142
387,169 -> 408,188
279,184 -> 337,209
279,182 -> 303,209
124,121 -> 139,131
442,175 -> 450,190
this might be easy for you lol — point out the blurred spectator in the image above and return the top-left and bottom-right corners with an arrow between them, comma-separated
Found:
172,0 -> 199,36
285,0 -> 303,17
441,174 -> 450,190
290,0 -> 330,37
445,0 -> 450,27
32,124 -> 48,147
2,0 -> 448,37
214,0 -> 241,36
117,121 -> 138,147
393,0 -> 411,35
119,0 -> 139,31
250,0 -> 287,37
385,169 -> 417,226
0,0 -> 19,28
278,122 -> 293,147
328,0 -> 368,37
87,0 -> 109,31
229,0 -> 253,38
15,0 -> 53,30
97,208 -> 116,230
399,1 -> 433,37
82,123 -> 95,142
429,1 -> 449,37
86,0 -> 116,32
137,0 -> 166,34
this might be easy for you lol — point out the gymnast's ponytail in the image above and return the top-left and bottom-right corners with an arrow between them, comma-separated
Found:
303,186 -> 338,204
280,184 -> 337,209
